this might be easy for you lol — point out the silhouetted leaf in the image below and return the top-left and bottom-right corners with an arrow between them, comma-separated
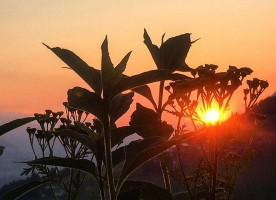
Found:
132,85 -> 157,110
112,146 -> 126,167
55,129 -> 95,152
0,180 -> 50,200
75,121 -> 99,143
43,43 -> 102,95
114,52 -> 132,86
0,146 -> 5,156
118,180 -> 172,200
113,137 -> 164,172
101,37 -> 132,99
67,87 -> 105,121
160,33 -> 192,72
23,157 -> 96,177
101,36 -> 115,99
121,73 -> 157,110
119,131 -> 200,184
143,29 -> 161,69
112,70 -> 191,96
143,30 -> 193,72
111,126 -> 140,147
110,92 -> 134,124
0,117 -> 35,136
129,103 -> 174,139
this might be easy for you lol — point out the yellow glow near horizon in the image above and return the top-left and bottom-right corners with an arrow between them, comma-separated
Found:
204,109 -> 220,123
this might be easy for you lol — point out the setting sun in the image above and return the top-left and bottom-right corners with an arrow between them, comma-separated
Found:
204,109 -> 220,123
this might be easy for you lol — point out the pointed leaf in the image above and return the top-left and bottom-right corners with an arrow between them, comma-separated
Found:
111,126 -> 140,148
119,131 -> 201,184
75,121 -> 99,143
159,33 -> 192,72
121,74 -> 157,110
101,37 -> 115,99
112,70 -> 191,96
0,180 -> 50,200
43,43 -> 102,95
23,157 -> 96,176
118,180 -> 172,200
0,117 -> 35,136
129,103 -> 174,139
113,51 -> 132,86
110,92 -> 134,124
143,29 -> 161,69
55,129 -> 95,152
132,85 -> 157,110
67,87 -> 105,121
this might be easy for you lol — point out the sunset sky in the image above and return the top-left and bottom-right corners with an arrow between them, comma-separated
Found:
1,0 -> 276,121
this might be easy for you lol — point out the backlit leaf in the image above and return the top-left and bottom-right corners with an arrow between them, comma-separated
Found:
43,43 -> 102,95
67,87 -> 105,121
23,157 -> 96,177
0,117 -> 35,136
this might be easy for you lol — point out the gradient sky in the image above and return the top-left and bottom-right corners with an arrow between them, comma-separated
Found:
1,0 -> 276,120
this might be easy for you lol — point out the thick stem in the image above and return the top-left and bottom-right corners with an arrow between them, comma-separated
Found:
157,80 -> 172,192
103,114 -> 116,200
175,115 -> 193,199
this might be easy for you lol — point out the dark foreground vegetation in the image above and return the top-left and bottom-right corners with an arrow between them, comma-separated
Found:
0,29 -> 271,200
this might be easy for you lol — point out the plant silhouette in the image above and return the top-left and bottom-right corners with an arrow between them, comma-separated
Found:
0,30 -> 268,200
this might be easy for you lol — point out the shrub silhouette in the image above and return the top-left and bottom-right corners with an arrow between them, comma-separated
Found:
0,30 -> 268,200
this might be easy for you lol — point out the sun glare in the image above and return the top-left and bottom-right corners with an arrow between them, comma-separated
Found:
205,109 -> 220,123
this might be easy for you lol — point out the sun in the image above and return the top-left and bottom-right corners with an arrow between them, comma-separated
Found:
204,109 -> 220,123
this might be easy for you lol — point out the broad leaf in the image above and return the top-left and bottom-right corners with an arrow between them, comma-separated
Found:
23,157 -> 96,177
118,180 -> 172,200
75,121 -> 99,143
119,131 -> 200,184
129,103 -> 174,139
112,137 -> 164,169
67,87 -> 105,121
43,43 -> 102,95
132,85 -> 157,110
0,117 -> 35,136
143,29 -> 161,69
101,37 -> 132,99
110,92 -> 134,124
55,129 -> 95,152
101,36 -> 115,99
0,180 -> 50,200
112,70 -> 191,96
111,126 -> 140,147
121,74 -> 157,110
159,33 -> 192,72
112,146 -> 126,167
113,51 -> 132,87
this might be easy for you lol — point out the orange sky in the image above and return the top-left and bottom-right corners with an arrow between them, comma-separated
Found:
1,0 -> 276,121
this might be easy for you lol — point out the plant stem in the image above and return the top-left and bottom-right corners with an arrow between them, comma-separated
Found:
175,115 -> 193,199
157,80 -> 172,192
103,114 -> 116,200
